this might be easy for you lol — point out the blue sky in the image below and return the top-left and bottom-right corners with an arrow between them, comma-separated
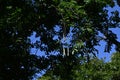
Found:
96,3 -> 120,62
29,2 -> 120,80
30,24 -> 120,62
30,28 -> 120,62
30,27 -> 120,79
29,0 -> 120,62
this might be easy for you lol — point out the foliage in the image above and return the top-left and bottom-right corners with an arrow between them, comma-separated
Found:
39,52 -> 120,80
110,52 -> 120,79
0,0 -> 120,80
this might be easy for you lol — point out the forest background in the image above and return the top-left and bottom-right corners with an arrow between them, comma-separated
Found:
0,0 -> 120,80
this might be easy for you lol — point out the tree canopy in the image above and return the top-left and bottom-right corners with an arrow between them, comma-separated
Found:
0,0 -> 120,80
39,52 -> 120,80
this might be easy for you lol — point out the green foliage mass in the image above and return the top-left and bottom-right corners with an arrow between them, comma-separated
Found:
39,52 -> 120,80
0,0 -> 120,80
